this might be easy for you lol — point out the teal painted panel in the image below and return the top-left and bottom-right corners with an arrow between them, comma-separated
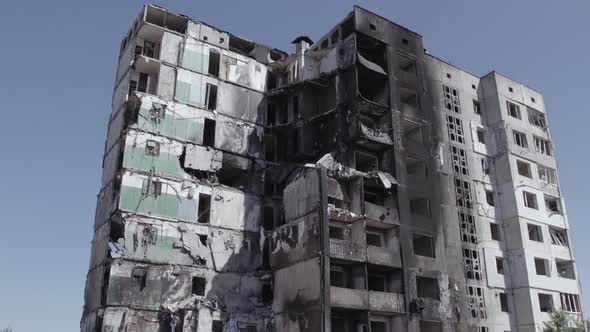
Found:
182,48 -> 209,74
175,80 -> 191,104
119,186 -> 197,222
134,104 -> 204,144
122,144 -> 183,178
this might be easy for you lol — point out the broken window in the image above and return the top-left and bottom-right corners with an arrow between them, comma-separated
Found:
398,54 -> 416,74
203,118 -> 216,147
450,145 -> 468,176
416,276 -> 439,300
413,234 -> 435,258
145,140 -> 160,156
528,108 -> 547,128
355,151 -> 378,172
407,156 -> 426,178
357,34 -> 389,106
366,228 -> 384,247
458,212 -> 478,244
476,128 -> 486,144
192,277 -> 206,296
507,102 -> 521,119
263,206 -> 274,230
131,267 -> 147,291
513,130 -> 528,148
466,285 -> 487,319
206,83 -> 218,110
208,50 -> 220,77
490,223 -> 501,241
556,259 -> 575,279
538,165 -> 557,185
443,85 -> 461,113
138,73 -> 149,93
410,198 -> 430,216
446,114 -> 465,144
528,223 -> 543,242
549,227 -> 568,246
454,178 -> 474,209
473,100 -> 481,115
370,321 -> 387,332
266,103 -> 276,126
463,248 -> 483,281
523,191 -> 538,209
485,190 -> 495,206
197,193 -> 211,224
560,293 -> 581,312
212,320 -> 224,332
403,120 -> 424,143
368,272 -> 387,292
499,293 -> 509,312
142,179 -> 162,197
496,257 -> 505,274
545,195 -> 561,213
517,160 -> 532,178
129,79 -> 138,95
481,158 -> 491,175
534,136 -> 552,156
538,293 -> 554,312
330,265 -> 352,288
535,258 -> 549,276
329,225 -> 344,240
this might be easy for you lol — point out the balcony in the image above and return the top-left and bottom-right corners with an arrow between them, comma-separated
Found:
330,287 -> 368,310
369,291 -> 405,313
329,238 -> 366,262
367,245 -> 402,267
364,201 -> 399,225
349,121 -> 393,151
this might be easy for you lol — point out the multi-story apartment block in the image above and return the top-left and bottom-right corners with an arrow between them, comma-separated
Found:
82,4 -> 583,332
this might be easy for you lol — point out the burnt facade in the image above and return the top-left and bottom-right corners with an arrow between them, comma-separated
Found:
83,4 -> 583,332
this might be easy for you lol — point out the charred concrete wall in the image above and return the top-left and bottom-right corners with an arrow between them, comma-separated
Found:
84,4 -> 582,332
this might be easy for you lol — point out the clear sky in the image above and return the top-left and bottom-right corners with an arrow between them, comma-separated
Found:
0,0 -> 588,330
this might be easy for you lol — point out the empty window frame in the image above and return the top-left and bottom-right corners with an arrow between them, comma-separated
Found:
481,158 -> 491,175
191,277 -> 206,296
131,267 -> 148,291
208,50 -> 220,77
534,136 -> 552,156
398,54 -> 416,74
410,198 -> 431,216
206,83 -> 218,110
366,228 -> 385,247
549,227 -> 568,246
145,140 -> 160,156
496,257 -> 505,274
458,212 -> 478,244
443,85 -> 461,113
203,118 -> 216,147
404,120 -> 424,143
416,276 -> 440,300
407,156 -> 427,177
507,102 -> 521,119
490,223 -> 501,241
535,257 -> 549,276
517,160 -> 532,178
538,293 -> 554,312
137,72 -> 149,93
329,224 -> 345,240
413,234 -> 435,257
142,179 -> 162,197
355,151 -> 379,172
463,248 -> 483,281
476,128 -> 486,144
450,145 -> 469,175
330,265 -> 348,288
528,224 -> 543,242
197,193 -> 211,223
485,190 -> 495,206
560,293 -> 581,312
367,272 -> 387,292
556,259 -> 575,279
370,321 -> 387,332
545,195 -> 561,213
538,165 -> 557,185
523,191 -> 538,209
473,100 -> 481,115
466,285 -> 487,319
454,178 -> 474,209
446,114 -> 465,144
528,108 -> 547,128
499,293 -> 509,312
513,130 -> 528,148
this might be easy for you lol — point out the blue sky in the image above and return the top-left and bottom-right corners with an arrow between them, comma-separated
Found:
0,0 -> 588,330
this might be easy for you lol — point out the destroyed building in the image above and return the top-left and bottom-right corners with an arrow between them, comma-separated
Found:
82,4 -> 584,332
